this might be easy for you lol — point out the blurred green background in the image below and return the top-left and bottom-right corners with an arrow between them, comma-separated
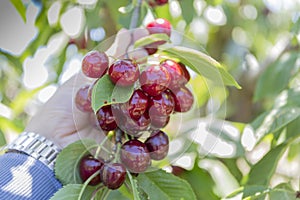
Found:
0,0 -> 300,199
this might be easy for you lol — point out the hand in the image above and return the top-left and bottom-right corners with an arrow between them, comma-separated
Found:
25,28 -> 149,149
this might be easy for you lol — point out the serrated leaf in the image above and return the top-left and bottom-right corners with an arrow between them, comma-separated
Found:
127,171 -> 141,200
247,143 -> 288,186
163,46 -> 241,88
254,53 -> 298,101
137,169 -> 197,200
54,140 -> 97,185
91,74 -> 134,112
10,0 -> 27,22
50,184 -> 95,200
134,33 -> 170,48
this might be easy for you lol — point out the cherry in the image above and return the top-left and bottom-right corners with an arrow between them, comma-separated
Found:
144,45 -> 158,55
120,140 -> 151,173
160,59 -> 186,89
146,18 -> 171,37
79,155 -> 104,186
139,65 -> 170,96
148,0 -> 168,7
82,51 -> 108,78
100,163 -> 126,190
96,105 -> 117,131
124,89 -> 149,120
145,130 -> 169,160
178,62 -> 191,84
171,86 -> 194,112
150,115 -> 170,129
148,90 -> 174,116
113,104 -> 150,136
75,85 -> 93,112
108,59 -> 140,87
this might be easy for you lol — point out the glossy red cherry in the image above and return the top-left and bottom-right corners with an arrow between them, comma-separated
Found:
178,62 -> 191,84
113,104 -> 150,136
145,130 -> 169,160
75,85 -> 93,112
120,140 -> 151,173
160,59 -> 186,89
171,86 -> 194,112
144,45 -> 158,55
82,51 -> 108,78
148,90 -> 174,116
79,155 -> 104,186
150,115 -> 170,129
139,65 -> 170,96
96,105 -> 117,131
108,59 -> 140,87
100,163 -> 126,190
124,89 -> 149,120
146,18 -> 171,37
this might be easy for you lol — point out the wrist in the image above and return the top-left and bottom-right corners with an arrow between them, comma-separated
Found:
5,132 -> 61,170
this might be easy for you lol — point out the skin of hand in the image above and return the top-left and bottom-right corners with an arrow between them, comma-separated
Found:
25,28 -> 149,149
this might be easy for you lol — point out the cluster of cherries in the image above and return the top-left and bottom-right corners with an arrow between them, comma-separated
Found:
75,18 -> 194,190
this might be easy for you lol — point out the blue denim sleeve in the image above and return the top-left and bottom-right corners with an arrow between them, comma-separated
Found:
0,152 -> 62,200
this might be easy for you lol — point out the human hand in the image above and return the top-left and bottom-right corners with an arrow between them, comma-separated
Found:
25,28 -> 149,149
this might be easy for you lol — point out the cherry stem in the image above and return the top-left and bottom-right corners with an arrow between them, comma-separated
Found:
78,170 -> 102,200
94,135 -> 109,159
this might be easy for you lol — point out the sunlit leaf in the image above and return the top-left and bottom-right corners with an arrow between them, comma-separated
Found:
137,169 -> 197,200
91,74 -> 134,112
179,0 -> 194,23
247,143 -> 288,186
163,46 -> 241,88
0,130 -> 7,147
134,33 -> 170,48
10,0 -> 27,22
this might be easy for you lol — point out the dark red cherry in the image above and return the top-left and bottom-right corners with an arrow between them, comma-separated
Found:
146,18 -> 171,37
113,104 -> 150,136
145,130 -> 169,160
160,59 -> 186,89
126,89 -> 149,120
144,45 -> 158,55
108,59 -> 140,87
148,0 -> 168,7
75,85 -> 93,112
178,62 -> 191,84
79,155 -> 104,186
148,90 -> 174,116
82,51 -> 108,78
96,105 -> 117,131
171,86 -> 194,112
139,65 -> 170,96
100,163 -> 126,190
150,115 -> 170,129
120,140 -> 151,173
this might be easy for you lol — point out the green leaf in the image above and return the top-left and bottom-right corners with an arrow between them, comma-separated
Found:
127,171 -> 141,200
179,0 -> 194,23
163,46 -> 241,88
254,53 -> 298,101
251,107 -> 300,141
50,184 -> 95,200
54,140 -> 97,185
0,130 -> 7,147
286,116 -> 300,140
287,141 -> 300,161
137,169 -> 197,200
226,185 -> 268,198
180,165 -> 219,200
134,33 -> 170,48
247,143 -> 288,186
10,0 -> 27,22
269,183 -> 297,200
91,74 -> 134,112
107,189 -> 130,200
